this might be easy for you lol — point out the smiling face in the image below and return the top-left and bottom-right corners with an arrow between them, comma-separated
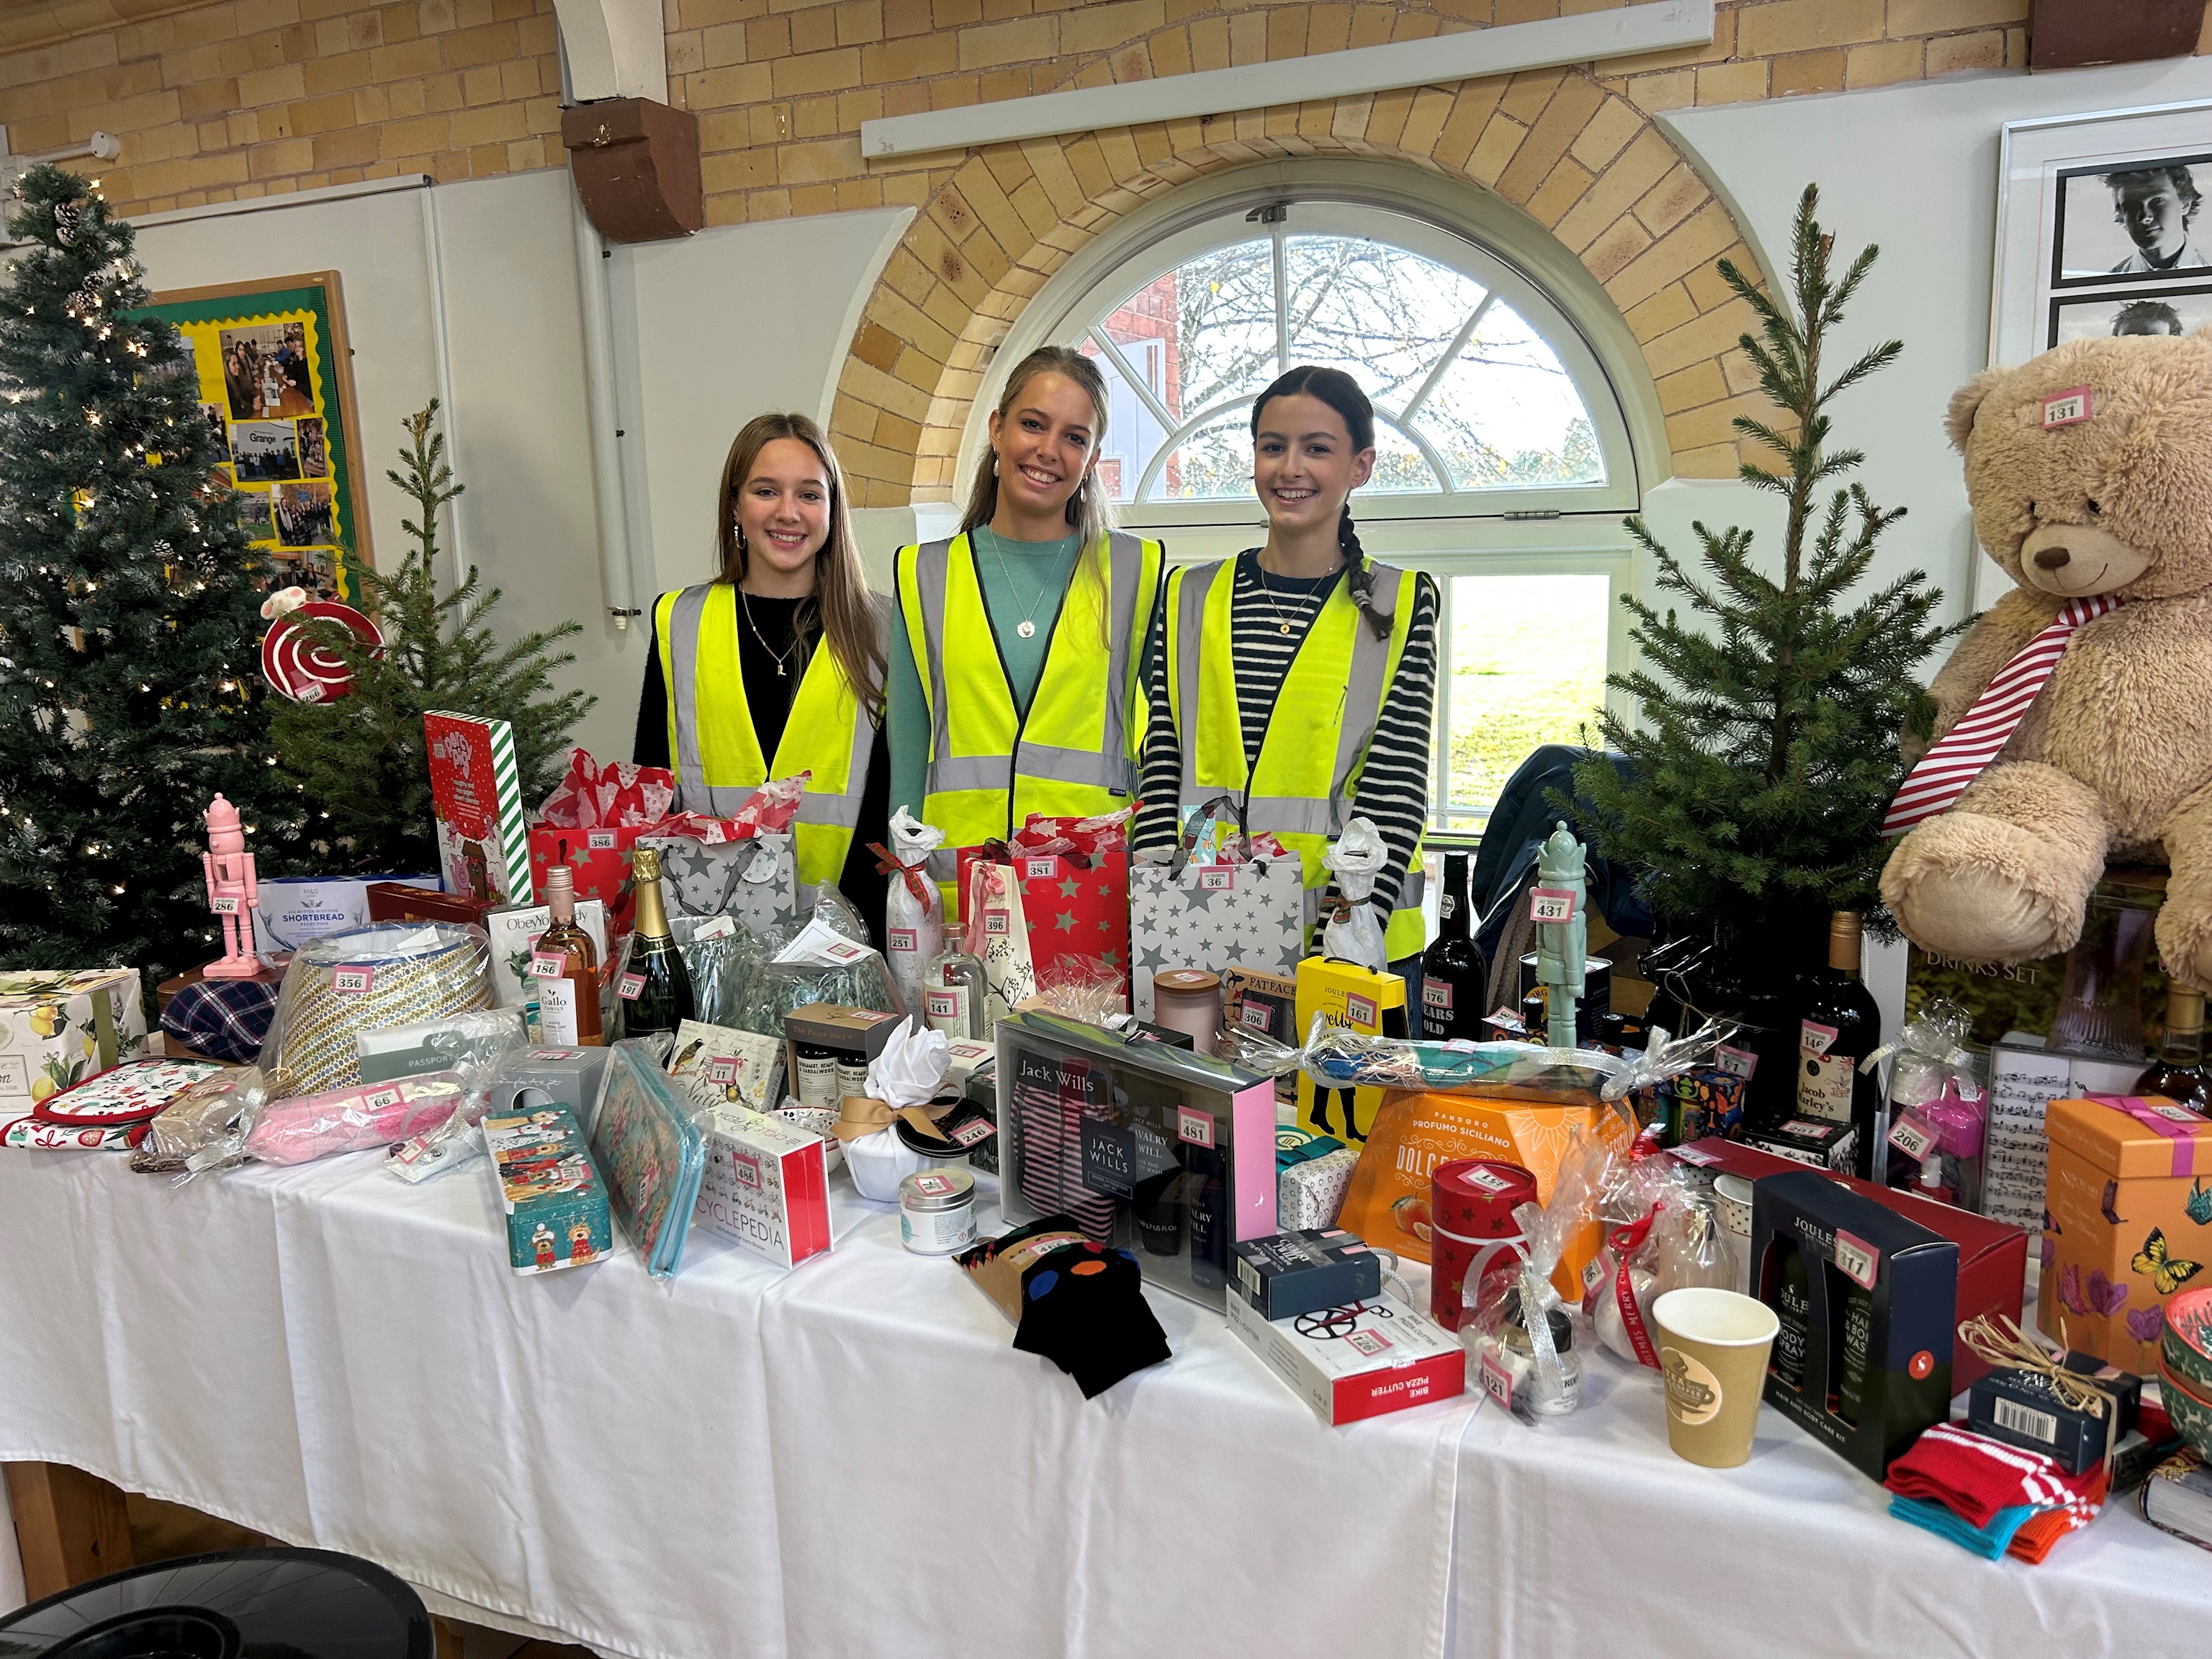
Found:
1251,392 -> 1375,538
986,370 -> 1099,529
734,436 -> 831,591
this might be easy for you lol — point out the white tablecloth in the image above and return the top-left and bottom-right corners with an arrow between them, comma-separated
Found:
2,1148 -> 2206,1656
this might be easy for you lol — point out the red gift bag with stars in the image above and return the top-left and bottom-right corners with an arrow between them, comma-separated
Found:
954,813 -> 1130,1013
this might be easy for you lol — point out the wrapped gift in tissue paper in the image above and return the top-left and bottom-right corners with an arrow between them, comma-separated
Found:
1277,1126 -> 1359,1230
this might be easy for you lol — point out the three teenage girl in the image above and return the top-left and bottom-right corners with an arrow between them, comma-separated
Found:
639,358 -> 1436,959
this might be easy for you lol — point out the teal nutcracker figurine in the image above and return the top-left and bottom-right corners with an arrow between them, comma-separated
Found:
1533,821 -> 1587,1050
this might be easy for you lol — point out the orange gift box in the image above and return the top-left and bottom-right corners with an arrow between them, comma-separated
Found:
1335,1089 -> 1621,1296
2041,1094 -> 2212,1372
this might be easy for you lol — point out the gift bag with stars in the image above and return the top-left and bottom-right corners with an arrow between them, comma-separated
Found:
1128,848 -> 1305,1020
956,814 -> 1131,1015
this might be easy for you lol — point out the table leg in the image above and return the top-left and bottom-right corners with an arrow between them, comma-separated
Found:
1,1462 -> 134,1604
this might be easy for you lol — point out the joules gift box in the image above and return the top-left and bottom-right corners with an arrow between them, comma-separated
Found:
0,969 -> 148,1115
2041,1093 -> 2212,1372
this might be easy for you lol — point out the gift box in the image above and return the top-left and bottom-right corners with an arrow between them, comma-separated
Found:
1277,1127 -> 1358,1230
1294,958 -> 1407,1145
1129,853 -> 1303,1019
637,831 -> 799,938
364,882 -> 502,930
997,1009 -> 1276,1310
486,1046 -> 613,1136
1638,1067 -> 1747,1146
1232,1227 -> 1382,1321
0,969 -> 148,1117
693,1102 -> 832,1270
665,1019 -> 786,1114
485,1103 -> 616,1274
1750,1117 -> 1856,1172
1226,1285 -> 1465,1426
424,711 -> 534,907
1967,1363 -> 2124,1475
2041,1093 -> 2212,1372
256,875 -> 438,951
1673,1136 -> 2029,1394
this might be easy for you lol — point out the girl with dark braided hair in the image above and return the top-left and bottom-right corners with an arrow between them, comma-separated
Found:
1134,366 -> 1439,964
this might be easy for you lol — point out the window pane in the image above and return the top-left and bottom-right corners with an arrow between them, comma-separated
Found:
1149,410 -> 1255,501
1169,238 -> 1281,414
1084,326 -> 1169,505
1440,572 -> 1609,829
1282,235 -> 1488,417
1411,301 -> 1606,490
1366,419 -> 1440,495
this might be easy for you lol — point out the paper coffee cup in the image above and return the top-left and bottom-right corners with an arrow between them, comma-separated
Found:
1651,1287 -> 1779,1469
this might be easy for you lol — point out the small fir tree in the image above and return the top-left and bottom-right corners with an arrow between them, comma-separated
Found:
0,165 -> 306,982
1571,185 -> 1966,948
271,402 -> 593,873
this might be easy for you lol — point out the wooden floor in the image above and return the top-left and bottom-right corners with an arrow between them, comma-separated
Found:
15,1472 -> 600,1659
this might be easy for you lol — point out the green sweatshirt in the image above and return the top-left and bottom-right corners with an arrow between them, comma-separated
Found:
885,524 -> 1082,820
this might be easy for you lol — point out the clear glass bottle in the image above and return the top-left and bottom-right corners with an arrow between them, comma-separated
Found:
922,944 -> 989,1039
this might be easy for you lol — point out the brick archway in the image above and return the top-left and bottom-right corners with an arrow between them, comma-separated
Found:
830,66 -> 1764,510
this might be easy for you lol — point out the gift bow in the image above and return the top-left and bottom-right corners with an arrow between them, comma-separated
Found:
1277,1130 -> 1346,1170
831,1092 -> 960,1146
870,842 -> 932,907
2087,1094 -> 2212,1176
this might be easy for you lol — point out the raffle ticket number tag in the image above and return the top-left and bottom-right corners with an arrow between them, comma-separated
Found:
587,830 -> 619,850
1887,1112 -> 1936,1161
1833,1230 -> 1880,1290
950,1117 -> 995,1147
616,972 -> 646,1001
1800,1020 -> 1839,1058
530,952 -> 567,980
211,896 -> 240,914
707,1058 -> 739,1085
331,965 -> 374,994
1527,887 -> 1577,923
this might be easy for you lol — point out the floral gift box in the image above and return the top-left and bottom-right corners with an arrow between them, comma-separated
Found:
0,968 -> 148,1116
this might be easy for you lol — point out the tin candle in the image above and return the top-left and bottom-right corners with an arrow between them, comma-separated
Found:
899,1167 -> 978,1255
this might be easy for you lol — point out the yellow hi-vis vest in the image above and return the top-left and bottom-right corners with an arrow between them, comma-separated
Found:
896,530 -> 1164,909
655,582 -> 881,902
1164,557 -> 1429,962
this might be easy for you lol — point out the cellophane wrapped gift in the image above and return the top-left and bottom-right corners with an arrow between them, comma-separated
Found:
256,923 -> 492,1098
1129,799 -> 1305,1019
877,807 -> 945,1010
590,1038 -> 706,1278
1276,1126 -> 1359,1230
527,749 -> 678,935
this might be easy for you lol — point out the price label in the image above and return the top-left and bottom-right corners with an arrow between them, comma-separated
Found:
530,952 -> 567,980
1528,886 -> 1577,924
1460,1163 -> 1512,1192
331,965 -> 374,994
926,991 -> 962,1019
1177,1105 -> 1215,1148
1479,1349 -> 1515,1412
1581,1256 -> 1606,1291
363,1085 -> 402,1112
1346,993 -> 1377,1028
1200,868 -> 1233,890
1025,857 -> 1058,880
692,915 -> 737,940
887,928 -> 917,953
1670,1143 -> 1721,1167
210,896 -> 240,914
730,1151 -> 763,1190
950,1116 -> 996,1148
1716,1044 -> 1758,1080
2154,1102 -> 2201,1123
819,938 -> 868,965
1799,1020 -> 1840,1058
1424,980 -> 1452,1010
587,830 -> 618,850
912,1172 -> 958,1197
984,912 -> 1010,935
707,1058 -> 739,1085
1238,1002 -> 1272,1033
1345,1328 -> 1392,1357
1833,1229 -> 1880,1291
1887,1112 -> 1936,1161
616,972 -> 646,1001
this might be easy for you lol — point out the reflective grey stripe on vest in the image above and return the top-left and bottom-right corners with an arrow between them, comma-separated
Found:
912,531 -> 1143,802
665,580 -> 879,827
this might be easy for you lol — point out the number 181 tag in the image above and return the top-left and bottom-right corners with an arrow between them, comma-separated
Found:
1528,886 -> 1576,924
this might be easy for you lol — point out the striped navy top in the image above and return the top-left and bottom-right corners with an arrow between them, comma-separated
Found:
1133,549 -> 1439,918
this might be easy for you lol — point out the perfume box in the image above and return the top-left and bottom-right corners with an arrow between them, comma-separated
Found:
1226,1286 -> 1464,1426
485,1103 -> 616,1274
1294,958 -> 1407,1144
486,1046 -> 614,1135
1232,1228 -> 1382,1321
693,1102 -> 832,1271
1749,1118 -> 1856,1172
1751,1169 -> 1957,1480
1672,1138 -> 2026,1394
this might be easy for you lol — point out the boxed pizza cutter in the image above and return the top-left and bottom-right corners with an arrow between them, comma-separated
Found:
1226,1285 -> 1465,1425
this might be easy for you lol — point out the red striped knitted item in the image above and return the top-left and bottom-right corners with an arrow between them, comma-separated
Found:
1881,594 -> 2118,837
1884,1422 -> 2103,1531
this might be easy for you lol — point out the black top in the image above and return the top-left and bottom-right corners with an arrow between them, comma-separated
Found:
634,590 -> 891,948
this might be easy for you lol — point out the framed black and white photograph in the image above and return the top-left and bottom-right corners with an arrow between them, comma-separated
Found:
230,419 -> 300,482
2055,152 -> 2212,284
2050,282 -> 2212,346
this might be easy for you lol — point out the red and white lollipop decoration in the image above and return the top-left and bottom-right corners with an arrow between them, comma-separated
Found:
259,585 -> 385,703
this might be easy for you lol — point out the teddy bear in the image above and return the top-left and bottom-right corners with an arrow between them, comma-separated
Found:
1879,332 -> 2212,991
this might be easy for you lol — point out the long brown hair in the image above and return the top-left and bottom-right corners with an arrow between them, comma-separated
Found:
961,346 -> 1115,621
716,411 -> 886,714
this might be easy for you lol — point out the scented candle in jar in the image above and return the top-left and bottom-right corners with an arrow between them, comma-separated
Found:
899,1167 -> 978,1255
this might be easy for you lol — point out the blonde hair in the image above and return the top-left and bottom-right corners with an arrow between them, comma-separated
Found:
961,346 -> 1115,616
716,411 -> 886,714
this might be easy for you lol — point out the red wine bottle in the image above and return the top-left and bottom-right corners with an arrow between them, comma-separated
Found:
1420,851 -> 1486,1040
1794,911 -> 1883,1179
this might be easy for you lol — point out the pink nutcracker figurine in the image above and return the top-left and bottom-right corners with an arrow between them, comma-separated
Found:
201,793 -> 265,977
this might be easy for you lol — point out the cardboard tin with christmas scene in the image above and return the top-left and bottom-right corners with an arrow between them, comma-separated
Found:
423,710 -> 533,908
485,1103 -> 616,1275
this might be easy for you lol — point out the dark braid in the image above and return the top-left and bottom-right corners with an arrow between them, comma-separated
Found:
1252,365 -> 1391,640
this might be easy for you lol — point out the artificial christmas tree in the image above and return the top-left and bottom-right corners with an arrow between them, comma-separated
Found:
271,401 -> 593,875
0,165 -> 306,985
1573,186 -> 1964,955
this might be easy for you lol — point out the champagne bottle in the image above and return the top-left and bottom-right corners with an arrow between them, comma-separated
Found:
621,845 -> 695,1039
2136,987 -> 2212,1113
535,864 -> 603,1046
1420,851 -> 1486,1040
1795,912 -> 1884,1178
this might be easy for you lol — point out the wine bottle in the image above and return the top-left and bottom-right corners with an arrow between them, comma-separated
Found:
1420,851 -> 1486,1040
534,864 -> 603,1046
1795,912 -> 1884,1178
620,845 -> 695,1039
2136,987 -> 2212,1113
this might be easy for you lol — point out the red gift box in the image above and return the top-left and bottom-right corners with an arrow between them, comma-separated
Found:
1672,1136 -> 2030,1393
955,815 -> 1130,1009
528,750 -> 678,936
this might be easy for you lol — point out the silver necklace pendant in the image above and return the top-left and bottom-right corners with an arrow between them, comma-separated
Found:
1017,619 -> 1037,639
776,660 -> 787,675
